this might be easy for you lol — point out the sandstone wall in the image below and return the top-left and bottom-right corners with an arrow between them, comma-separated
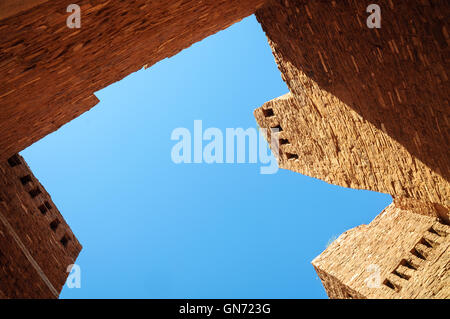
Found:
0,0 -> 49,20
312,203 -> 449,299
0,154 -> 81,298
256,0 -> 449,183
254,93 -> 449,206
393,196 -> 449,225
312,266 -> 365,299
0,0 -> 266,160
0,216 -> 55,298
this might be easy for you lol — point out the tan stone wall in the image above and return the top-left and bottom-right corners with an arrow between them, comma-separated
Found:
312,203 -> 449,299
313,266 -> 365,299
0,0 -> 266,160
254,92 -> 449,206
393,197 -> 449,225
256,0 -> 449,184
0,154 -> 81,298
0,217 -> 56,298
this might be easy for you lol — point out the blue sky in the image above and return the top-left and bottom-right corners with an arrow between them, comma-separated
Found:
21,15 -> 391,299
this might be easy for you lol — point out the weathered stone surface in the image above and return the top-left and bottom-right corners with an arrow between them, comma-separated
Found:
256,0 -> 449,182
255,1 -> 449,298
0,0 -> 49,21
312,202 -> 449,299
254,93 -> 449,206
0,0 -> 266,161
1,0 -> 448,300
393,196 -> 449,225
0,154 -> 81,298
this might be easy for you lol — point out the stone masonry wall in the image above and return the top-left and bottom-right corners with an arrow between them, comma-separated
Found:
0,0 -> 49,21
256,0 -> 450,298
0,154 -> 81,298
254,93 -> 449,206
256,0 -> 449,183
312,202 -> 449,299
0,0 -> 266,160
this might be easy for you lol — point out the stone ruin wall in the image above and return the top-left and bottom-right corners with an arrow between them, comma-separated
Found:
0,0 -> 266,161
0,154 -> 81,298
312,203 -> 449,299
255,0 -> 449,298
0,0 -> 448,299
254,93 -> 449,207
255,0 -> 449,184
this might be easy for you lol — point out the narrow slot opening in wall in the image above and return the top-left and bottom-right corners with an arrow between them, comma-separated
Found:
38,204 -> 48,215
428,226 -> 447,237
437,217 -> 450,226
343,291 -> 352,298
28,187 -> 42,198
279,138 -> 289,145
50,219 -> 60,232
60,235 -> 69,248
7,155 -> 21,167
20,175 -> 32,185
419,237 -> 433,248
262,108 -> 274,117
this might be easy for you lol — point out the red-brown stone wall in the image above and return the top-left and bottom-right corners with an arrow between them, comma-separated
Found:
0,154 -> 81,298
